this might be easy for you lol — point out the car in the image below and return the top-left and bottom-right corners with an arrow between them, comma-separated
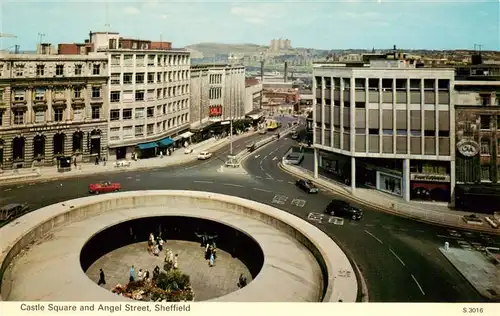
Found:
197,151 -> 212,160
295,179 -> 319,193
0,203 -> 30,222
88,181 -> 121,194
184,148 -> 193,154
284,152 -> 304,165
325,199 -> 363,220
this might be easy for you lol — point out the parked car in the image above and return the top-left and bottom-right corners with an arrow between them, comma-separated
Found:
295,179 -> 319,193
88,181 -> 121,194
283,152 -> 304,165
0,203 -> 30,222
197,151 -> 213,160
325,199 -> 363,220
184,148 -> 194,154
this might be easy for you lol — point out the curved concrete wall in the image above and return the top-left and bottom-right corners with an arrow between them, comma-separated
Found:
0,190 -> 358,302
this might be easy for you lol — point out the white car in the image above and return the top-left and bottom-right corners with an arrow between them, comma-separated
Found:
184,148 -> 193,154
197,151 -> 212,160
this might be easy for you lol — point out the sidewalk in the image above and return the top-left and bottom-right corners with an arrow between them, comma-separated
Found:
0,131 -> 257,187
280,162 -> 500,235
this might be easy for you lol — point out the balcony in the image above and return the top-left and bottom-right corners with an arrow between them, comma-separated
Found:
90,96 -> 104,104
52,96 -> 67,106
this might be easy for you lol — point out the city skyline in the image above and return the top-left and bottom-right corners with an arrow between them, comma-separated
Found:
1,0 -> 499,52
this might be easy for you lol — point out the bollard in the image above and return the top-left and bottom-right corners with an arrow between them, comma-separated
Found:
444,241 -> 449,251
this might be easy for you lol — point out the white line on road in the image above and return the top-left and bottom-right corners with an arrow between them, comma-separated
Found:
223,183 -> 243,188
29,183 -> 35,186
253,188 -> 272,193
288,181 -> 295,184
17,185 -> 24,188
364,230 -> 383,244
255,176 -> 262,178
277,179 -> 283,182
411,274 -> 425,295
4,188 -> 12,192
389,248 -> 406,267
266,173 -> 274,179
193,180 -> 214,184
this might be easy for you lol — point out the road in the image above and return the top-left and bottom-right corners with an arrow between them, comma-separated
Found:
1,129 -> 497,302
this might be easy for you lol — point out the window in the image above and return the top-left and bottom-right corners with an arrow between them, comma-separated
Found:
15,64 -> 24,76
54,108 -> 64,122
73,108 -> 82,121
91,87 -> 101,98
56,65 -> 64,76
135,108 -> 145,119
135,90 -> 144,101
34,88 -> 45,101
481,140 -> 490,155
480,94 -> 490,106
123,73 -> 133,84
110,73 -> 120,85
157,72 -> 162,83
124,55 -> 133,65
36,65 -> 45,76
481,166 -> 491,181
424,130 -> 435,137
480,115 -> 491,129
135,73 -> 145,84
123,108 -> 132,120
135,125 -> 144,136
157,89 -> 162,99
35,111 -> 45,123
74,65 -> 82,75
111,55 -> 121,66
136,55 -> 145,66
91,106 -> 100,119
110,91 -> 120,102
73,88 -> 82,99
110,110 -> 120,121
14,110 -> 24,124
147,123 -> 154,135
53,88 -> 65,100
438,131 -> 450,137
147,107 -> 154,118
0,89 -> 3,100
497,116 -> 500,129
14,89 -> 25,101
147,73 -> 154,83
92,64 -> 101,75
147,55 -> 155,66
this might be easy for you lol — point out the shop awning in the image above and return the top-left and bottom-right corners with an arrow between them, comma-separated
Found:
157,137 -> 174,147
181,131 -> 194,138
137,142 -> 158,150
172,135 -> 183,142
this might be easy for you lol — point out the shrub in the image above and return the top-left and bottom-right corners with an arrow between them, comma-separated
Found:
156,270 -> 191,291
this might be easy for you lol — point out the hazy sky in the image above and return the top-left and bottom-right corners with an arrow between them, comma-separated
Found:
1,0 -> 499,51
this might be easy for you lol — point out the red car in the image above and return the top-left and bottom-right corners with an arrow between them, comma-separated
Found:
88,181 -> 121,194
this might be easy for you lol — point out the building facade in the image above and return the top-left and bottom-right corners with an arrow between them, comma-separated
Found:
312,57 -> 455,202
0,51 -> 109,170
61,32 -> 191,160
244,78 -> 263,114
453,62 -> 500,212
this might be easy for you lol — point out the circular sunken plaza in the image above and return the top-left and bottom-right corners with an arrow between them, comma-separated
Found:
0,190 -> 358,302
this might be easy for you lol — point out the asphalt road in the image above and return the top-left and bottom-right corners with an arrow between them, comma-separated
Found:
1,129 -> 497,302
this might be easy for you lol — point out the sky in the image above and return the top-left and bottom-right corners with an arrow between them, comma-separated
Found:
1,0 -> 499,51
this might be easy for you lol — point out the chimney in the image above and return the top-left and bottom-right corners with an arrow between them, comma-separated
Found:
284,61 -> 288,83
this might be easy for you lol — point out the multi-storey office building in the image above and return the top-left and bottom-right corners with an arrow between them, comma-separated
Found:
453,61 -> 500,212
0,49 -> 108,170
313,55 -> 455,202
62,32 -> 191,160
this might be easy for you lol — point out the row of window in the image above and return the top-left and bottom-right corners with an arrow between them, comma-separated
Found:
9,87 -> 102,102
314,77 -> 451,90
109,86 -> 188,103
2,107 -> 101,125
11,63 -> 103,78
317,126 -> 450,137
209,87 -> 222,100
480,165 -> 500,182
110,54 -> 189,67
479,115 -> 500,130
209,74 -> 223,85
108,114 -> 189,140
110,70 -> 188,85
109,101 -> 188,121
479,139 -> 500,156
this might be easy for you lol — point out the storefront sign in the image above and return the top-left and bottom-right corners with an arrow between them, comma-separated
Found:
29,125 -> 72,132
209,105 -> 222,117
411,173 -> 450,183
457,139 -> 479,157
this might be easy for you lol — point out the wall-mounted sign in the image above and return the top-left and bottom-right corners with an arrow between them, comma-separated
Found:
410,173 -> 451,183
209,105 -> 222,117
29,125 -> 72,133
457,139 -> 479,157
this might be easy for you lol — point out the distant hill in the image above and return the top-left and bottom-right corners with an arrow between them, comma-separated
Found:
185,42 -> 267,58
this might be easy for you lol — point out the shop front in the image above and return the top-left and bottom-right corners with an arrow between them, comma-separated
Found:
376,171 -> 403,197
318,150 -> 351,184
410,173 -> 451,202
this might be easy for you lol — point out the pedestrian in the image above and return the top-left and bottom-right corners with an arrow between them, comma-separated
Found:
137,269 -> 144,280
144,270 -> 150,284
129,265 -> 135,283
98,269 -> 106,285
173,254 -> 179,269
158,238 -> 164,252
95,157 -> 99,165
103,157 -> 106,166
73,158 -> 77,168
160,151 -> 163,158
209,252 -> 215,267
153,244 -> 160,256
237,274 -> 247,288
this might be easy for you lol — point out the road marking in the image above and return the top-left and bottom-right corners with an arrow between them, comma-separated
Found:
135,179 -> 141,181
365,223 -> 375,227
272,195 -> 288,205
127,176 -> 133,180
307,212 -> 324,223
17,185 -> 24,188
411,274 -> 425,295
416,230 -> 424,233
277,179 -> 283,182
193,180 -> 214,184
266,173 -> 274,179
4,188 -> 12,192
42,180 -> 48,183
291,199 -> 306,207
29,183 -> 35,186
389,249 -> 406,267
288,181 -> 295,184
254,155 -> 260,158
217,166 -> 224,173
272,157 -> 278,161
328,216 -> 344,225
255,176 -> 262,178
253,188 -> 272,193
223,183 -> 243,188
364,230 -> 383,244
184,166 -> 196,170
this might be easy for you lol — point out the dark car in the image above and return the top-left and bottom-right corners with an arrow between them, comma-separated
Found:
325,199 -> 363,220
296,179 -> 319,193
0,203 -> 30,222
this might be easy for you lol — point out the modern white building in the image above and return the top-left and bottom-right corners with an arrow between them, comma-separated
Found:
66,32 -> 191,160
312,54 -> 456,202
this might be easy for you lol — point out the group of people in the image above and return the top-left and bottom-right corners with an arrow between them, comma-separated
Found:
128,264 -> 162,285
164,248 -> 179,270
204,243 -> 217,267
148,232 -> 165,257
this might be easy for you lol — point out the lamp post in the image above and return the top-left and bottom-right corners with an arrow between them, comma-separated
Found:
229,55 -> 235,156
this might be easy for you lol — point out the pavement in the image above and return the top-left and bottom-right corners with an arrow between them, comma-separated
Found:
2,130 -> 498,302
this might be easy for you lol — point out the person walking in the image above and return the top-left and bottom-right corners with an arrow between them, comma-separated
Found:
209,252 -> 215,267
129,265 -> 136,282
98,269 -> 106,286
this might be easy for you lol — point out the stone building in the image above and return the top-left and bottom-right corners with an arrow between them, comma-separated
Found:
0,48 -> 108,170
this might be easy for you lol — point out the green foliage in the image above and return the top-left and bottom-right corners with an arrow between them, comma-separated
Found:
156,270 -> 191,291
163,261 -> 173,271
